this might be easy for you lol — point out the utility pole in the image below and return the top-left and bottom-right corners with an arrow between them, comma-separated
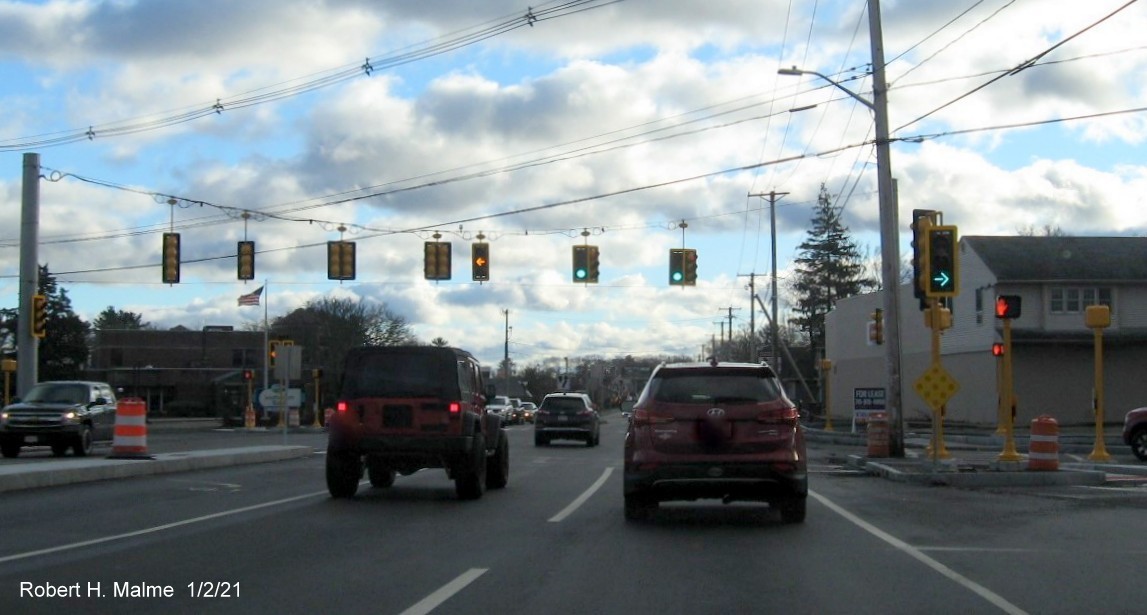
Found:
502,309 -> 510,395
748,190 -> 787,371
738,273 -> 757,361
18,153 -> 40,395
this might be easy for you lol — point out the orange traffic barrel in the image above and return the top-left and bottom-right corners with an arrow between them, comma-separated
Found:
1028,415 -> 1059,471
107,398 -> 154,459
866,412 -> 890,458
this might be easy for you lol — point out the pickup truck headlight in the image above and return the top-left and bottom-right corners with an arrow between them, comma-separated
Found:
60,411 -> 79,424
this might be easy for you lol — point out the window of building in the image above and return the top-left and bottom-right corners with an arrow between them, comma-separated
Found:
110,348 -> 124,368
1050,286 -> 1113,314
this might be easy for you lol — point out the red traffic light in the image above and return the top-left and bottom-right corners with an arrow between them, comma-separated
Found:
991,342 -> 1004,357
242,369 -> 253,380
995,295 -> 1021,319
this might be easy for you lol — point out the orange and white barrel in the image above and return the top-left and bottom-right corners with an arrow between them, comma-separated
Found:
866,412 -> 890,458
1028,415 -> 1059,471
108,398 -> 153,459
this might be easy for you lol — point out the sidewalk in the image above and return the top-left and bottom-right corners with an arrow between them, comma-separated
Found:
807,424 -> 1147,488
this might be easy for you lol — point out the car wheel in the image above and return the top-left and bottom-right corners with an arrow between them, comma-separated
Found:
1132,428 -> 1147,461
455,433 -> 486,500
366,459 -> 396,488
534,433 -> 546,447
326,449 -> 362,498
778,496 -> 807,524
624,492 -> 657,522
486,431 -> 509,489
72,425 -> 94,457
0,440 -> 20,458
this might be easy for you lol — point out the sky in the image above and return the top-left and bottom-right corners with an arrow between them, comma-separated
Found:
2,0 -> 1147,371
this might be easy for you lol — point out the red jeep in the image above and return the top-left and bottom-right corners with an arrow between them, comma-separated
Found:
326,346 -> 508,500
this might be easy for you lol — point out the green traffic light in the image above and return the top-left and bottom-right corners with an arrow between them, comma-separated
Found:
575,269 -> 587,280
672,271 -> 683,282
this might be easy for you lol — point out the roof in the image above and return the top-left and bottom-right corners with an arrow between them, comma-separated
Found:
964,236 -> 1147,282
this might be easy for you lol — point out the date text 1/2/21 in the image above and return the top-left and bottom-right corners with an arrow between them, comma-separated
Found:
188,582 -> 240,598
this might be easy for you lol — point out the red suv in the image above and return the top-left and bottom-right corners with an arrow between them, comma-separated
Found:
623,360 -> 807,523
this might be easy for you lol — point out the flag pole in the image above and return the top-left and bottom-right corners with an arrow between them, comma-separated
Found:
262,280 -> 269,418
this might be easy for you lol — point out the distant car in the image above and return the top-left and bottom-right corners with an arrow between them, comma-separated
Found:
487,395 -> 513,425
1122,406 -> 1147,461
623,359 -> 807,523
534,392 -> 599,447
0,381 -> 118,458
518,402 -> 537,423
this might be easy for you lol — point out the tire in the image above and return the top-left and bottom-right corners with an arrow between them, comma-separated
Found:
0,440 -> 20,459
455,433 -> 486,500
72,425 -> 93,457
624,492 -> 656,522
367,459 -> 396,488
534,432 -> 547,447
585,434 -> 594,448
326,449 -> 362,498
486,431 -> 509,490
778,496 -> 807,524
1131,428 -> 1147,461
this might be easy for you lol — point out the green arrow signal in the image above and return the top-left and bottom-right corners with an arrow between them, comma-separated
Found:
932,271 -> 951,287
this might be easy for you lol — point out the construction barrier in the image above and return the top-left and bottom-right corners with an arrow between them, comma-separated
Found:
1028,415 -> 1059,471
866,411 -> 890,458
107,398 -> 154,459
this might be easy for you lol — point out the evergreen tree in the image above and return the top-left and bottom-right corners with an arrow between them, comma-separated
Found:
37,265 -> 91,380
93,306 -> 150,330
788,184 -> 878,354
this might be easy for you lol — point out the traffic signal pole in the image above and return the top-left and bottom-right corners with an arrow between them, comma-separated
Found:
18,153 -> 41,394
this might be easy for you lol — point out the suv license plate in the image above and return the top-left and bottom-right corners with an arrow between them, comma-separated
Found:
558,415 -> 569,422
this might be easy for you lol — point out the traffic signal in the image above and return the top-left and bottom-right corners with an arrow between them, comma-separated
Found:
995,295 -> 1021,320
991,342 -> 1005,357
585,245 -> 600,283
424,241 -> 452,280
682,249 -> 698,285
869,308 -> 884,345
669,248 -> 687,285
237,241 -> 255,280
269,340 -> 281,368
472,242 -> 490,281
242,369 -> 254,381
572,245 -> 597,283
162,232 -> 181,284
924,225 -> 958,298
327,240 -> 356,280
31,294 -> 47,339
910,209 -> 936,309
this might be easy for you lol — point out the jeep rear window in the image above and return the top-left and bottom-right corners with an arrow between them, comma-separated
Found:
341,353 -> 460,399
649,370 -> 784,404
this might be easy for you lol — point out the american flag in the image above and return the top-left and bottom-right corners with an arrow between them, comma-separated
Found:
237,286 -> 263,307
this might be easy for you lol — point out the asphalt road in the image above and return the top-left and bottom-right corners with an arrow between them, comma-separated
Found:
2,414 -> 1147,614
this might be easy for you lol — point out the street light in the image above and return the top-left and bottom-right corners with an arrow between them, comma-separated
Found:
777,0 -> 904,456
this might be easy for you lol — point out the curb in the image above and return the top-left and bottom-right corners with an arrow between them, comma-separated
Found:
0,445 -> 314,493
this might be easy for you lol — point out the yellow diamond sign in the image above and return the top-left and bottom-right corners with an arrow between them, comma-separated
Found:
913,363 -> 959,411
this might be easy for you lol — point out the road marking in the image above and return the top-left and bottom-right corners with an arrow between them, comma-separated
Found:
548,467 -> 613,522
398,568 -> 487,615
810,490 -> 1029,615
0,489 -> 333,565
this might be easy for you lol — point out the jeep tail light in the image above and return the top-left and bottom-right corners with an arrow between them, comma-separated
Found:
337,401 -> 349,413
449,402 -> 461,414
633,408 -> 675,426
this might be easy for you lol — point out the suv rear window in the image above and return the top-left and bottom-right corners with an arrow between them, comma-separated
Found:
648,369 -> 783,404
341,352 -> 461,399
540,397 -> 588,414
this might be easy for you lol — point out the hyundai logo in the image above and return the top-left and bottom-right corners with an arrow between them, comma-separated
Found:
707,407 -> 725,417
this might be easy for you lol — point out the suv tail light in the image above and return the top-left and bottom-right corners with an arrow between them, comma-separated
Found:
756,405 -> 799,423
336,401 -> 349,414
633,408 -> 675,426
449,402 -> 461,414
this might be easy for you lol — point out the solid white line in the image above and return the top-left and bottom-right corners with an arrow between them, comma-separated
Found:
398,568 -> 488,615
809,490 -> 1029,615
0,488 -> 337,565
549,467 -> 614,523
